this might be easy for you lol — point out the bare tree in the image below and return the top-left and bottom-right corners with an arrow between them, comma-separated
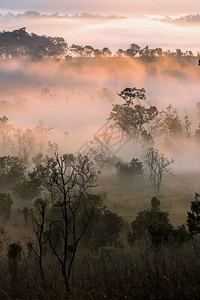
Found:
32,153 -> 100,290
144,148 -> 174,195
28,198 -> 48,288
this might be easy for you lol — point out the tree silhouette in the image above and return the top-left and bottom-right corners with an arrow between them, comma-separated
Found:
144,148 -> 174,195
32,153 -> 100,290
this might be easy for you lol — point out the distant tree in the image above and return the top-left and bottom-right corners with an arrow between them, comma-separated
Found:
126,43 -> 140,57
156,105 -> 183,137
102,47 -> 112,57
48,36 -> 68,57
83,45 -> 94,57
115,48 -> 126,57
128,197 -> 173,247
0,116 -> 13,148
183,115 -> 192,138
118,87 -> 146,107
186,50 -> 193,57
93,49 -> 102,57
154,47 -> 163,57
33,44 -> 48,60
176,49 -> 183,57
0,28 -> 68,59
139,45 -> 152,57
14,171 -> 42,201
83,208 -> 123,249
109,89 -> 158,143
144,148 -> 174,195
70,44 -> 84,57
9,121 -> 53,165
109,98 -> 158,139
187,193 -> 200,236
0,156 -> 25,191
9,128 -> 36,165
129,197 -> 191,248
116,158 -> 144,179
163,50 -> 175,57
8,242 -> 22,282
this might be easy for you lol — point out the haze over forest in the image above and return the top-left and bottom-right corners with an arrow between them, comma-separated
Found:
0,9 -> 200,52
0,2 -> 200,299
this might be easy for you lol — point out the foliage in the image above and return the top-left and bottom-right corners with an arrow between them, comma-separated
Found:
14,171 -> 42,201
0,156 -> 25,191
8,242 -> 22,260
187,193 -> 200,235
109,102 -> 158,138
83,207 -> 123,249
109,88 -> 158,141
116,158 -> 144,179
0,27 -> 68,59
155,105 -> 183,137
0,28 -> 197,60
8,242 -> 22,281
9,122 -> 52,165
129,197 -> 191,248
0,116 -> 13,148
118,87 -> 146,108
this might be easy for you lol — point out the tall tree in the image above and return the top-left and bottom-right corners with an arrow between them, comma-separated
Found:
109,88 -> 158,140
32,153 -> 100,290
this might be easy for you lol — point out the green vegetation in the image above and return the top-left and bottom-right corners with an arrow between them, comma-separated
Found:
0,86 -> 199,299
0,28 -> 199,60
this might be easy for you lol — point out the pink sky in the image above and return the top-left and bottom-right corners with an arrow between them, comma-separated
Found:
0,0 -> 199,15
0,15 -> 199,53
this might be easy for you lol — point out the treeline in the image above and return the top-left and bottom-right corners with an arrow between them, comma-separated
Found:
2,11 -> 124,20
0,28 -> 67,59
0,28 -> 199,60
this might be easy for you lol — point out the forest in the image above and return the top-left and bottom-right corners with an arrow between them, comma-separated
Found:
0,28 -> 199,60
0,25 -> 199,299
0,81 -> 199,299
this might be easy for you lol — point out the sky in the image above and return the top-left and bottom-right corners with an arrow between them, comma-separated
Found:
0,0 -> 199,15
0,14 -> 199,53
0,0 -> 199,52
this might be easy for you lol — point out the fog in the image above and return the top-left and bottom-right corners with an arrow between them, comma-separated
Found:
0,14 -> 200,52
0,6 -> 200,300
0,56 -> 199,172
